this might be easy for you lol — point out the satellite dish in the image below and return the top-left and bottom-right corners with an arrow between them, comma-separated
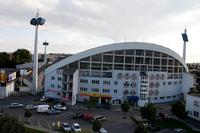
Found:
37,17 -> 45,25
30,18 -> 37,26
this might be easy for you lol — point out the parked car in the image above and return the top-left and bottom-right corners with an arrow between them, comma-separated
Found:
53,104 -> 66,111
25,104 -> 37,110
83,112 -> 93,121
90,115 -> 107,123
73,112 -> 83,119
159,112 -> 169,119
173,128 -> 186,133
10,103 -> 24,108
142,122 -> 151,129
71,123 -> 81,132
61,122 -> 71,132
99,128 -> 107,133
46,109 -> 61,115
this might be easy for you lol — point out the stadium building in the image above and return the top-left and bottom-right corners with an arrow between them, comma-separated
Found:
44,42 -> 193,106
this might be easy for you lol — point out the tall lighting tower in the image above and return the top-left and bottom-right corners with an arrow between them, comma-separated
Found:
182,28 -> 189,61
43,41 -> 49,68
30,11 -> 45,94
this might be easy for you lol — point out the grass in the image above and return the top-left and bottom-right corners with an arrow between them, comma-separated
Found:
157,118 -> 200,133
25,127 -> 47,133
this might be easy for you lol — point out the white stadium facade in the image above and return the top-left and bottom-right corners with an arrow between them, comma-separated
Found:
44,42 -> 193,106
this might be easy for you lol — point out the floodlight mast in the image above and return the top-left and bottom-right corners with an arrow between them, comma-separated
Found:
30,11 -> 45,94
182,28 -> 189,62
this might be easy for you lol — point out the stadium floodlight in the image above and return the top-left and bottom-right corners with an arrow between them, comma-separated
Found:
30,11 -> 45,94
182,28 -> 188,61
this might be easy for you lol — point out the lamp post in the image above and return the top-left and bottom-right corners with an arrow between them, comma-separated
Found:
30,11 -> 45,94
43,41 -> 49,68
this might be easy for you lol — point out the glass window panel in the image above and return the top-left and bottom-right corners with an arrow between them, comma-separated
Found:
80,57 -> 90,61
125,57 -> 132,64
154,51 -> 161,57
154,58 -> 160,65
92,54 -> 102,62
136,49 -> 144,56
145,50 -> 153,56
103,64 -> 113,70
168,67 -> 173,73
153,66 -> 160,71
168,59 -> 174,65
103,55 -> 113,62
91,63 -> 101,70
125,50 -> 134,55
114,64 -> 123,70
135,57 -> 144,64
114,56 -> 124,63
161,59 -> 167,65
104,51 -> 113,55
125,65 -> 132,70
145,58 -> 152,64
162,53 -> 168,58
80,62 -> 90,69
115,50 -> 124,55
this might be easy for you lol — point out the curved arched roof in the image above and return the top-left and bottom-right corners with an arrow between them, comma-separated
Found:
45,42 -> 188,74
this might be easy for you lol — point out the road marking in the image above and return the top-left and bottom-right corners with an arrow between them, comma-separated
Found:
38,119 -> 41,128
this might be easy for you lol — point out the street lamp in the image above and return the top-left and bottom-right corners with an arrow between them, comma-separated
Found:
30,11 -> 45,94
43,41 -> 49,68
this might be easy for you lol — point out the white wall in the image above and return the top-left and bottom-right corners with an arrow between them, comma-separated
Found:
72,69 -> 79,105
186,95 -> 200,121
182,73 -> 194,100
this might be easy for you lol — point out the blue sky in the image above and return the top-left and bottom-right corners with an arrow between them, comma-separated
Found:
0,0 -> 200,63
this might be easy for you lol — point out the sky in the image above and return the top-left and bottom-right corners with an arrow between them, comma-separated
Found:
0,0 -> 200,63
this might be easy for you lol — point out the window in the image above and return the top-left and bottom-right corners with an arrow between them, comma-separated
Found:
103,80 -> 110,85
58,77 -> 62,81
154,97 -> 157,100
114,89 -> 117,93
173,95 -> 176,98
92,80 -> 99,84
194,100 -> 199,107
103,89 -> 110,93
51,76 -> 55,80
80,79 -> 88,83
57,85 -> 61,88
51,84 -> 54,88
167,96 -> 171,99
114,81 -> 118,85
174,81 -> 177,85
160,97 -> 165,99
194,111 -> 199,117
92,88 -> 99,92
80,87 -> 87,92
168,81 -> 172,85
163,82 -> 166,85
124,82 -> 129,88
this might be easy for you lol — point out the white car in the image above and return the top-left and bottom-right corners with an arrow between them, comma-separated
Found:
61,122 -> 71,132
71,123 -> 81,132
25,105 -> 37,110
53,104 -> 66,111
40,96 -> 46,102
10,103 -> 24,108
99,128 -> 107,133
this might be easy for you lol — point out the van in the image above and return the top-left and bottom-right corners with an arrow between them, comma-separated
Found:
37,105 -> 50,113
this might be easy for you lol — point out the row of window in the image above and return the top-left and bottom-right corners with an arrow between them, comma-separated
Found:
153,94 -> 181,100
79,87 -> 118,93
51,76 -> 62,81
163,81 -> 181,86
51,84 -> 62,89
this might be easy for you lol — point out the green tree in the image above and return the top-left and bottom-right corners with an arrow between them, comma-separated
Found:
0,114 -> 26,133
24,109 -> 32,123
121,100 -> 130,119
12,49 -> 31,64
171,101 -> 186,119
140,103 -> 157,124
92,120 -> 102,132
0,52 -> 14,68
134,124 -> 148,133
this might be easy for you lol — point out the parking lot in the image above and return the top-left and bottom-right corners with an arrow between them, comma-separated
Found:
0,96 -> 137,133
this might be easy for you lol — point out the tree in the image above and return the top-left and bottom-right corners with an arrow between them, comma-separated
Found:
24,109 -> 32,123
134,124 -> 148,133
140,103 -> 157,124
0,114 -> 26,133
12,49 -> 31,64
171,101 -> 186,119
121,100 -> 130,119
92,120 -> 102,132
0,52 -> 14,68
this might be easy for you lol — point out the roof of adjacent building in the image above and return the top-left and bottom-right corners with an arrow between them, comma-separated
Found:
45,42 -> 188,75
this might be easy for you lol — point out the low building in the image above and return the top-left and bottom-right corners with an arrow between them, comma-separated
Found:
0,69 -> 16,98
186,94 -> 200,121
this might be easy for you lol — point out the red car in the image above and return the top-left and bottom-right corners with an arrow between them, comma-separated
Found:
83,112 -> 93,121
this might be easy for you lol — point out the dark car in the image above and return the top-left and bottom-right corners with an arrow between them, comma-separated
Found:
73,112 -> 83,119
159,112 -> 169,119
